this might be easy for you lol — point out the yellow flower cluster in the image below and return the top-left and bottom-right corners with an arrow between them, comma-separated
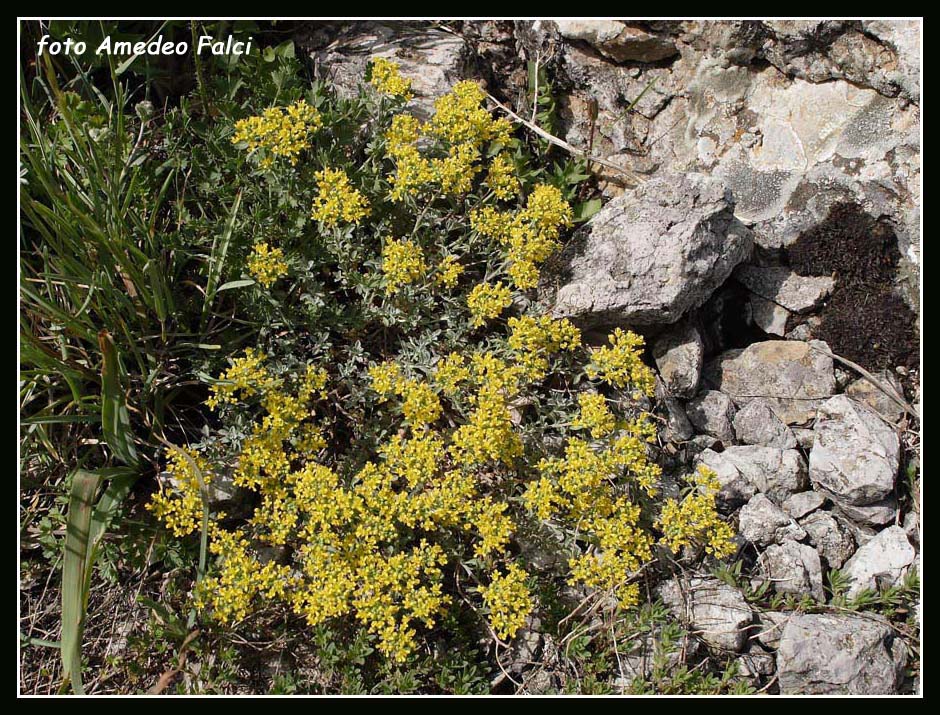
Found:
246,242 -> 288,288
467,281 -> 513,327
522,394 -> 680,607
478,564 -> 533,641
386,114 -> 422,155
205,348 -> 275,410
656,465 -> 735,558
368,361 -> 403,399
434,143 -> 481,196
368,362 -> 442,429
568,497 -> 654,608
161,66 -> 743,664
449,354 -> 524,467
506,315 -> 581,381
310,167 -> 371,228
587,328 -> 656,398
435,255 -> 465,288
471,184 -> 573,289
571,392 -> 616,438
485,153 -> 519,201
381,238 -> 428,294
383,80 -> 514,202
370,57 -> 413,100
231,100 -> 322,168
189,349 -> 537,659
146,448 -> 213,537
433,352 -> 471,395
428,81 -> 511,148
196,526 -> 296,623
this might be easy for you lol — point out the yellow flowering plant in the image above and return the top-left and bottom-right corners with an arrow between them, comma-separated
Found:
148,58 -> 734,669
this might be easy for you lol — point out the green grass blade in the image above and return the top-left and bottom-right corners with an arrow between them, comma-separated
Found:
88,467 -> 138,557
98,330 -> 138,467
61,470 -> 99,695
202,190 -> 242,329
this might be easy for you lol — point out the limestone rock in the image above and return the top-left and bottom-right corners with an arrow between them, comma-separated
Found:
749,295 -> 790,336
737,645 -> 776,680
799,511 -> 856,569
695,449 -> 757,513
703,340 -> 836,424
719,446 -> 808,504
836,497 -> 899,528
845,371 -> 906,424
776,612 -> 907,694
552,173 -> 752,327
661,395 -> 694,443
759,541 -> 825,602
686,390 -> 736,443
652,321 -> 704,398
733,398 -> 797,449
313,24 -> 469,119
554,20 -> 678,63
753,611 -> 791,650
658,577 -> 753,652
842,525 -> 915,597
739,493 -> 807,546
734,265 -> 835,313
809,395 -> 900,506
782,491 -> 827,520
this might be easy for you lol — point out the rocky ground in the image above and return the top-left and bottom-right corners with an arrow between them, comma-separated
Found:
295,19 -> 921,695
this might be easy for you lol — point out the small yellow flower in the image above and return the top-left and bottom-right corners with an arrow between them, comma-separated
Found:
232,100 -> 322,168
435,255 -> 465,289
485,153 -> 519,200
467,281 -> 512,328
310,168 -> 370,228
381,238 -> 427,294
370,57 -> 413,100
478,564 -> 533,641
246,243 -> 288,288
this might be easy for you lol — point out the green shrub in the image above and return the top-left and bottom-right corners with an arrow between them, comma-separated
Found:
146,59 -> 735,664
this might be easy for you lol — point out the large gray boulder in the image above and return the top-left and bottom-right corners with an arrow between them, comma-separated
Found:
552,173 -> 752,327
703,340 -> 836,425
842,525 -> 915,597
776,613 -> 908,694
809,395 -> 900,507
658,577 -> 753,652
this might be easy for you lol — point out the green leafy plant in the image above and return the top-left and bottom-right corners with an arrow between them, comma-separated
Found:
145,60 -> 735,670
